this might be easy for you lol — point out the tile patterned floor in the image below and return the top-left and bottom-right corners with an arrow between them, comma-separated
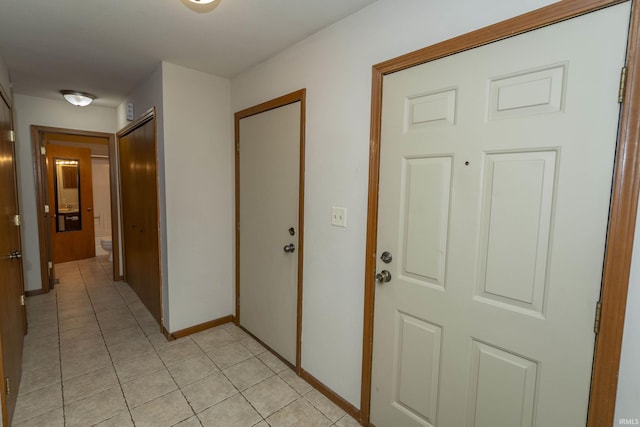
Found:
14,257 -> 361,427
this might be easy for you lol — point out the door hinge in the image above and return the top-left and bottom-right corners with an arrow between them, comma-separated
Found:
12,214 -> 21,226
237,222 -> 240,231
40,145 -> 46,155
44,204 -> 50,214
20,295 -> 25,306
619,66 -> 628,103
594,301 -> 603,334
48,261 -> 53,270
8,130 -> 15,142
4,378 -> 9,395
236,143 -> 240,153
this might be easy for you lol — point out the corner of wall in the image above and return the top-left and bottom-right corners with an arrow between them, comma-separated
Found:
161,62 -> 234,332
0,54 -> 12,105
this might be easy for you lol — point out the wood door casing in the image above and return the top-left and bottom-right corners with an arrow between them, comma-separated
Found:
118,110 -> 162,325
0,90 -> 25,426
30,127 -> 119,293
46,144 -> 96,263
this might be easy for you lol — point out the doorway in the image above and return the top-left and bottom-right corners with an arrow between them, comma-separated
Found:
47,144 -> 95,263
32,126 -> 120,292
235,89 -> 306,369
361,1 -> 640,426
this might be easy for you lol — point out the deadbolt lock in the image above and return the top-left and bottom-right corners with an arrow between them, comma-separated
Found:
380,251 -> 392,264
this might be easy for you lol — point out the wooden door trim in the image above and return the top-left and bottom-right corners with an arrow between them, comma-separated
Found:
117,107 -> 155,138
361,1 -> 639,425
31,125 -> 120,290
234,89 -> 306,372
116,107 -> 163,325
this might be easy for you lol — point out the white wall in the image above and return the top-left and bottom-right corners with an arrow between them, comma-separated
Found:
231,0 -> 564,408
161,63 -> 233,331
13,95 -> 117,291
117,62 -> 233,332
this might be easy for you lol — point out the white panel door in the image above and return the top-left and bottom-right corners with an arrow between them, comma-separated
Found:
370,4 -> 630,427
239,102 -> 300,365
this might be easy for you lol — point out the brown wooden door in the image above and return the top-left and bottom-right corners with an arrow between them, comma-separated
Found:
47,145 -> 96,263
0,93 -> 26,426
119,114 -> 162,324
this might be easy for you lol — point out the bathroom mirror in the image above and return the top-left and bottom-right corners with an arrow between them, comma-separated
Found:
54,158 -> 82,232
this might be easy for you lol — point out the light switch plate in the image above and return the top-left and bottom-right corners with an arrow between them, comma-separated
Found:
331,206 -> 347,227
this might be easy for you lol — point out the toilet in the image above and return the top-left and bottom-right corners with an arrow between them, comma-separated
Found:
100,238 -> 113,262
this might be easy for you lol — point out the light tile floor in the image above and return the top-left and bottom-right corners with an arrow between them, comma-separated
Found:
14,257 -> 361,427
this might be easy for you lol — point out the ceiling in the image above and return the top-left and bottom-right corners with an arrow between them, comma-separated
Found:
0,0 -> 377,107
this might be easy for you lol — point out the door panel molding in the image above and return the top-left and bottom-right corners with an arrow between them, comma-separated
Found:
234,89 -> 306,371
31,125 -> 120,289
361,1 -> 640,425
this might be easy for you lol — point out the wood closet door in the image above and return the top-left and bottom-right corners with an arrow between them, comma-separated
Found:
119,114 -> 162,325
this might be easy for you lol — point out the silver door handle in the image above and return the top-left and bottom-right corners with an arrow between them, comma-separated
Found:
376,270 -> 391,284
8,250 -> 22,260
284,244 -> 296,253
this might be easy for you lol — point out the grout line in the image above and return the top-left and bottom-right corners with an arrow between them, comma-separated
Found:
36,258 -> 346,427
75,258 -> 135,426
147,336 -> 199,423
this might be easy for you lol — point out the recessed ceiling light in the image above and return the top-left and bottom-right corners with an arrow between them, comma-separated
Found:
60,90 -> 96,107
189,0 -> 216,3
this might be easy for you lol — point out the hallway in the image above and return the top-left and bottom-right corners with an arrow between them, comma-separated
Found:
13,257 -> 359,426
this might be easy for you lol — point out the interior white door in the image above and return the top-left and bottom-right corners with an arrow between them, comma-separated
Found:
239,101 -> 301,365
370,4 -> 631,427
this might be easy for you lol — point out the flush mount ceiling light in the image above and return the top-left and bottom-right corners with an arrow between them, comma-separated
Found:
182,0 -> 220,13
60,90 -> 96,107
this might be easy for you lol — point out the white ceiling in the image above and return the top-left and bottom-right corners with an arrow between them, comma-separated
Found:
0,0 -> 377,107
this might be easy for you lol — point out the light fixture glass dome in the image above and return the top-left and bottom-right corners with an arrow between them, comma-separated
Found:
189,0 -> 216,3
60,90 -> 96,107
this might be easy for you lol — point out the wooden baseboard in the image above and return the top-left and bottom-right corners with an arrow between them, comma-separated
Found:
300,369 -> 362,424
161,324 -> 174,341
25,289 -> 48,297
165,315 -> 236,340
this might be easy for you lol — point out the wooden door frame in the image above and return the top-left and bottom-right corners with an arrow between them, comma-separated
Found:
116,107 -> 163,324
360,1 -> 640,425
234,89 -> 306,372
32,125 -> 120,292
